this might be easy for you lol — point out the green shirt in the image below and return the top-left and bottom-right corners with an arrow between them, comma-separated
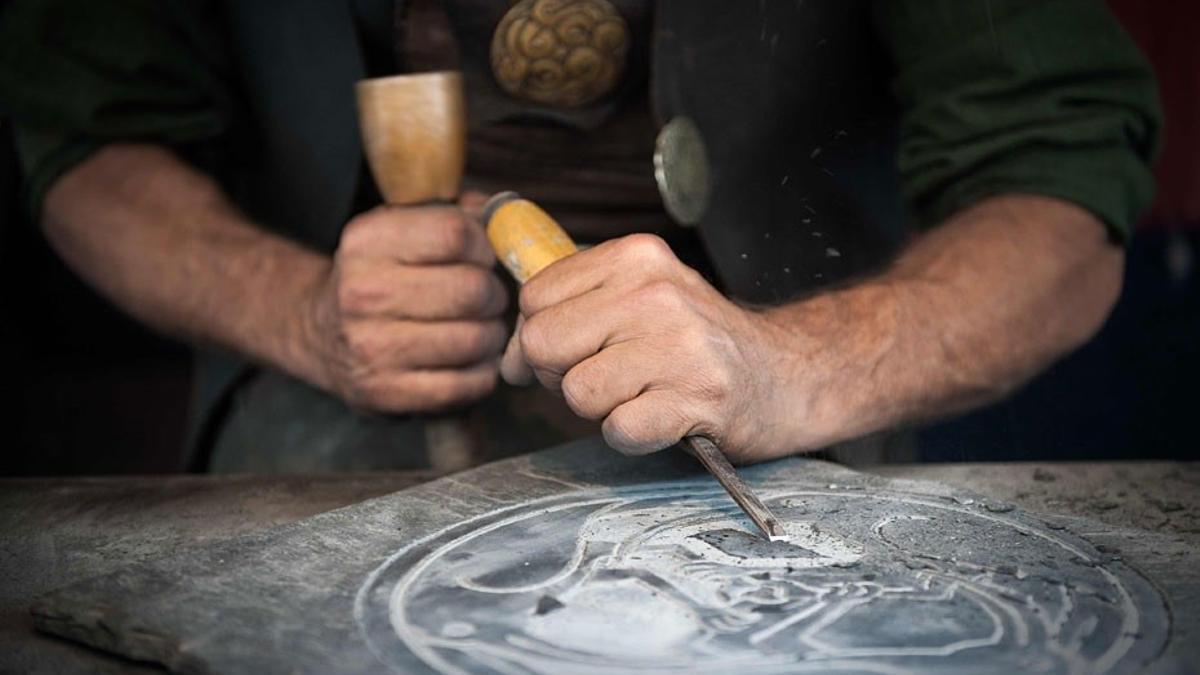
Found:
875,0 -> 1161,236
0,0 -> 1161,240
0,0 -> 235,213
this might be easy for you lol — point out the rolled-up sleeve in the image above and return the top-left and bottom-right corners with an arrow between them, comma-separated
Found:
874,0 -> 1162,241
0,0 -> 234,217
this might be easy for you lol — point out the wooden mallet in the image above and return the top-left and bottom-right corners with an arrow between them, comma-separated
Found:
355,71 -> 474,473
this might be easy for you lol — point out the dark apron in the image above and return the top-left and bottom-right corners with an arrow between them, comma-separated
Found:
197,0 -> 906,472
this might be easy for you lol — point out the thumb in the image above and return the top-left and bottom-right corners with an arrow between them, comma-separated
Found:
500,315 -> 536,386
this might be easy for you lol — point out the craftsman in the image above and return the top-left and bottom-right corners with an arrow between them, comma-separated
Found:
0,1 -> 1160,471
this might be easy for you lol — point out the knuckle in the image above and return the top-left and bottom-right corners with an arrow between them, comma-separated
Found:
706,365 -> 735,400
605,397 -> 692,455
518,279 -> 547,316
335,275 -> 378,315
343,325 -> 385,363
560,368 -> 600,419
337,213 -> 372,251
518,314 -> 554,365
450,267 -> 495,315
691,368 -> 733,408
432,210 -> 471,258
339,206 -> 396,252
619,233 -> 673,266
636,279 -> 685,311
602,408 -> 643,453
533,366 -> 563,393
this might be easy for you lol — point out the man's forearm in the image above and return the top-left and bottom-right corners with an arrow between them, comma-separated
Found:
41,143 -> 330,383
763,194 -> 1124,452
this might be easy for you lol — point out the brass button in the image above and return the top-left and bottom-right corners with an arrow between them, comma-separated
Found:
491,0 -> 630,108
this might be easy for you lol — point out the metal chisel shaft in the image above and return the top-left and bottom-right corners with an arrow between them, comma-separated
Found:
682,436 -> 789,541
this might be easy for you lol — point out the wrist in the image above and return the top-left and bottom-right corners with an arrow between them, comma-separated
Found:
262,249 -> 336,392
754,282 -> 905,456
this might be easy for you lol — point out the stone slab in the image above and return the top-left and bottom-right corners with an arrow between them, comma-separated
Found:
0,472 -> 435,674
27,441 -> 1200,673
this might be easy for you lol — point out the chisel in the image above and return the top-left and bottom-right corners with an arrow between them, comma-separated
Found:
482,191 -> 789,542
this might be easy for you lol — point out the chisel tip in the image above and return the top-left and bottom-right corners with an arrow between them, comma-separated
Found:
764,519 -> 790,542
681,436 -> 790,543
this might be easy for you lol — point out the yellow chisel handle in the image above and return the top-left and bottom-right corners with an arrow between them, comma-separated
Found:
482,191 -> 578,283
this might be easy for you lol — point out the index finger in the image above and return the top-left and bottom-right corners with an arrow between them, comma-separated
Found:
520,233 -> 678,316
341,204 -> 495,267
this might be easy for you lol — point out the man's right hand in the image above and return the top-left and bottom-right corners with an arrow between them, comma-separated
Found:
299,203 -> 509,414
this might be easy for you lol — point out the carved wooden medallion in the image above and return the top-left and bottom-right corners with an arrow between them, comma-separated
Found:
490,0 -> 630,108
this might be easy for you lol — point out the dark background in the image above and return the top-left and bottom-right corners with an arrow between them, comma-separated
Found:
0,1 -> 1195,475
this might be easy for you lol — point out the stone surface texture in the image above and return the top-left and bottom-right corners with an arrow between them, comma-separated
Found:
0,472 -> 435,673
10,443 -> 1196,674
